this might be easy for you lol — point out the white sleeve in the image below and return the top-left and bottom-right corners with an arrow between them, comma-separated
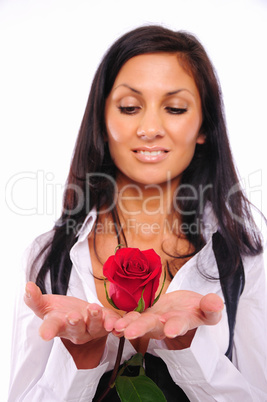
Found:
154,252 -> 267,401
8,242 -> 109,402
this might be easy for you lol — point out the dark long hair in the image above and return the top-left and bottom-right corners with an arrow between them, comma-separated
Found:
32,25 -> 263,294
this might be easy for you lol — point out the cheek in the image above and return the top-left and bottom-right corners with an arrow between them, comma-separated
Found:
105,122 -> 129,167
106,114 -> 132,144
106,124 -> 122,143
171,116 -> 202,146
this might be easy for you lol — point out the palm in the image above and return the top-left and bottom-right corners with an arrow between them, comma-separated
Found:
115,290 -> 223,343
24,281 -> 120,344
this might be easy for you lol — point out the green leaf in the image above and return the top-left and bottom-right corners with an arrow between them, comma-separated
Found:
115,375 -> 167,402
103,279 -> 119,310
134,288 -> 146,313
152,269 -> 166,306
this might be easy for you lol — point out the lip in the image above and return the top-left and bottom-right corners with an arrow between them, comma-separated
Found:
132,146 -> 170,163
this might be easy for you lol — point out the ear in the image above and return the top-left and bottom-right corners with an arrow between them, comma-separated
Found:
196,132 -> 206,144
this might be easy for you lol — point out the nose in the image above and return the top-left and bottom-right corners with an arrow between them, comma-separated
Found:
137,109 -> 165,140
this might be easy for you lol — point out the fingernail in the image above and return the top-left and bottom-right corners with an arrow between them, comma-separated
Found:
68,319 -> 78,326
90,310 -> 99,317
166,333 -> 178,339
116,327 -> 125,331
25,287 -> 31,298
113,330 -> 123,336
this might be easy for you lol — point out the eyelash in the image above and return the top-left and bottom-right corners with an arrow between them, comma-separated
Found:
118,106 -> 140,115
118,106 -> 188,115
165,107 -> 187,115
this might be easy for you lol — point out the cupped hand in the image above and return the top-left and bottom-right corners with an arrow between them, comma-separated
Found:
24,281 -> 121,344
114,290 -> 224,349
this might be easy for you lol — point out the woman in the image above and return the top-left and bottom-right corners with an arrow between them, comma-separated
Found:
8,25 -> 267,401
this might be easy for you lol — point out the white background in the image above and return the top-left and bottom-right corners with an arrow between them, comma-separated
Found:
1,0 -> 267,400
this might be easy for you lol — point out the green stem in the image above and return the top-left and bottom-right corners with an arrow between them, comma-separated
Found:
96,336 -> 125,401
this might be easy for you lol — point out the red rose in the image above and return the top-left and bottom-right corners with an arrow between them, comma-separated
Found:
103,248 -> 162,312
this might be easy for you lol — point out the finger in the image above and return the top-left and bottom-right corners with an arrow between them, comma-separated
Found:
24,282 -> 47,319
39,313 -> 66,341
87,303 -> 103,315
123,313 -> 163,340
67,311 -> 84,326
114,311 -> 141,333
87,305 -> 120,335
86,305 -> 106,337
163,315 -> 190,338
65,312 -> 89,344
40,311 -> 87,343
103,311 -> 121,333
200,293 -> 224,325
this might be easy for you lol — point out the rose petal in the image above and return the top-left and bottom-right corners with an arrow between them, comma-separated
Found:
103,256 -> 118,278
116,248 -> 149,272
113,275 -> 146,294
109,283 -> 138,311
103,247 -> 162,311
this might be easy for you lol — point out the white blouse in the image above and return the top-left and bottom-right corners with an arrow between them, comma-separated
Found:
8,208 -> 267,401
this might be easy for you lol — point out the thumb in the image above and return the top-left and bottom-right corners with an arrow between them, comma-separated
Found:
24,281 -> 46,319
200,293 -> 224,325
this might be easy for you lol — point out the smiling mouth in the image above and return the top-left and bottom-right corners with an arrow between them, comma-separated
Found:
133,150 -> 169,155
132,148 -> 169,163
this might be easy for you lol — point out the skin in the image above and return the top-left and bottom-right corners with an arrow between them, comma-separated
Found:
105,53 -> 205,186
25,53 -> 223,369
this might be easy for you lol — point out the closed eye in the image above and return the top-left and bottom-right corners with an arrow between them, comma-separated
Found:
118,106 -> 141,115
165,107 -> 187,115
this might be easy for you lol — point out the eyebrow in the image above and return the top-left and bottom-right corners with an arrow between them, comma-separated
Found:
114,84 -> 142,94
166,89 -> 186,96
113,84 -> 193,97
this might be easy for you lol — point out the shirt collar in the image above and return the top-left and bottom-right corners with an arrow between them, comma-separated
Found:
201,201 -> 218,241
75,208 -> 97,242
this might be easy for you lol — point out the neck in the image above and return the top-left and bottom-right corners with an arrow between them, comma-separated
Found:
114,173 -> 181,243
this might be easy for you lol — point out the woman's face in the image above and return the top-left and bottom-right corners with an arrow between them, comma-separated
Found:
105,53 -> 205,186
